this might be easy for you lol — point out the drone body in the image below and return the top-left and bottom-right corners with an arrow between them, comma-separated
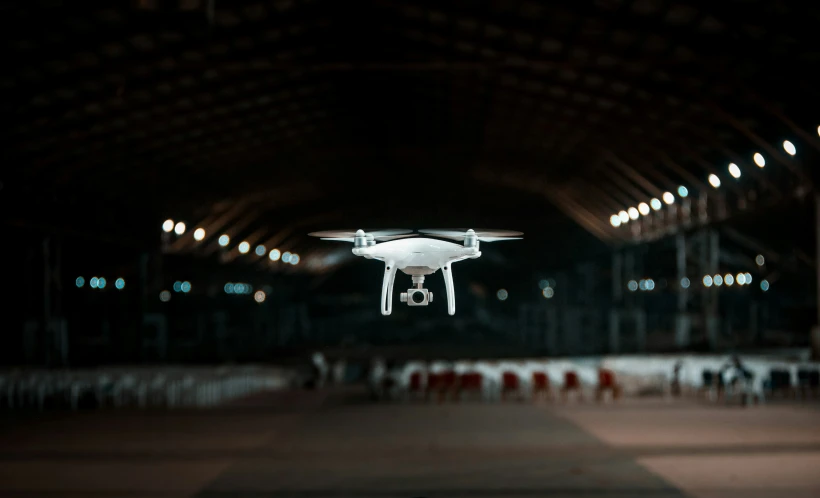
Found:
308,229 -> 522,316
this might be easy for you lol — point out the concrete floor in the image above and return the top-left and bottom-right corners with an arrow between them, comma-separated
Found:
1,389 -> 819,498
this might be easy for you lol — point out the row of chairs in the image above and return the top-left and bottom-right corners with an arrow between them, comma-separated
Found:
0,366 -> 290,412
373,356 -> 820,406
698,366 -> 820,405
376,365 -> 621,403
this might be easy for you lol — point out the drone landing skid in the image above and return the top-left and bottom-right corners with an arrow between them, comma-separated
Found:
381,260 -> 461,316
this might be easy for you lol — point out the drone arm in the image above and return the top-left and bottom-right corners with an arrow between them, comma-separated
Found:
442,263 -> 455,316
381,261 -> 397,315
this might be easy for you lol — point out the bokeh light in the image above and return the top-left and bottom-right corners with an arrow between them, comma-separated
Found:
254,290 -> 266,303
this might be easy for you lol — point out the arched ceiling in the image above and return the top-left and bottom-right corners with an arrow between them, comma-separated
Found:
3,0 -> 819,274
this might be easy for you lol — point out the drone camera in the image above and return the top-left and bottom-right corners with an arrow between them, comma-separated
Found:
400,288 -> 433,306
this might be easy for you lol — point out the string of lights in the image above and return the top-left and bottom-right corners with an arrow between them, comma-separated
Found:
608,133 -> 811,229
75,276 -> 126,290
161,219 -> 300,265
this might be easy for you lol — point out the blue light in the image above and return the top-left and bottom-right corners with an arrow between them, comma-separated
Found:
115,278 -> 125,290
224,283 -> 234,294
76,276 -> 85,288
281,251 -> 292,263
173,281 -> 182,292
496,289 -> 508,301
681,277 -> 690,289
90,277 -> 99,289
678,186 -> 689,198
97,277 -> 106,289
255,245 -> 266,256
538,279 -> 549,290
627,280 -> 638,291
181,281 -> 191,293
234,283 -> 245,294
761,280 -> 769,291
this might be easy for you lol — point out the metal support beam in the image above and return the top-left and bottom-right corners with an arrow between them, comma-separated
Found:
675,233 -> 690,348
42,237 -> 51,366
706,229 -> 720,350
814,194 -> 820,359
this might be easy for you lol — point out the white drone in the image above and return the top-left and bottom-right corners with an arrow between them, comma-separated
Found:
307,229 -> 522,316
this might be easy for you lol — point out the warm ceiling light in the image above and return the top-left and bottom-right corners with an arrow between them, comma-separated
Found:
753,152 -> 765,167
638,202 -> 650,215
618,210 -> 629,223
193,228 -> 206,241
238,241 -> 250,254
628,207 -> 639,220
162,219 -> 174,232
269,248 -> 281,261
174,222 -> 186,235
708,174 -> 721,188
783,140 -> 796,156
662,192 -> 675,204
728,163 -> 741,178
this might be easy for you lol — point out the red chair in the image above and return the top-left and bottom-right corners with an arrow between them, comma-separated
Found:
458,372 -> 483,401
405,371 -> 423,401
596,369 -> 621,402
426,372 -> 440,401
501,371 -> 520,401
532,372 -> 550,401
427,370 -> 457,403
561,371 -> 582,402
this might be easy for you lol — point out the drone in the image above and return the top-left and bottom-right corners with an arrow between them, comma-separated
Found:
307,229 -> 522,316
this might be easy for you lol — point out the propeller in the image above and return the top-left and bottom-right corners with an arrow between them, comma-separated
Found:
308,229 -> 417,242
418,229 -> 523,242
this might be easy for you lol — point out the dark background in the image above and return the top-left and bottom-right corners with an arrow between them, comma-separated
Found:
2,0 -> 818,366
